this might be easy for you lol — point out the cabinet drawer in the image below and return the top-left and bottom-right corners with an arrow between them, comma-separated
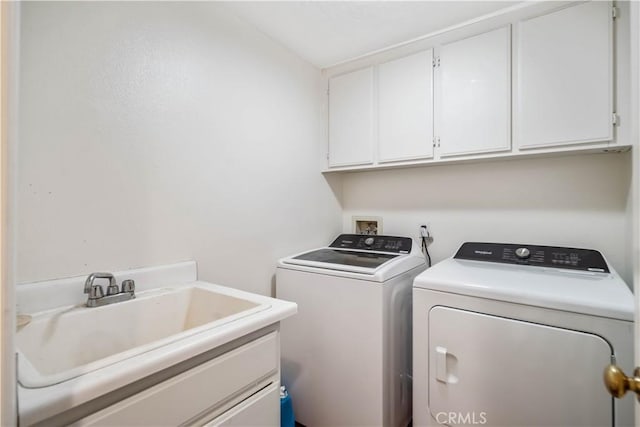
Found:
204,382 -> 280,427
73,332 -> 279,426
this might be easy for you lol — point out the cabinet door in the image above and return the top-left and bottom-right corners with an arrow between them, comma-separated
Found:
439,26 -> 511,157
72,333 -> 278,426
378,50 -> 434,162
328,67 -> 374,167
517,1 -> 613,149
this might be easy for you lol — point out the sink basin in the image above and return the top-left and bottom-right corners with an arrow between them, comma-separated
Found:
17,284 -> 269,388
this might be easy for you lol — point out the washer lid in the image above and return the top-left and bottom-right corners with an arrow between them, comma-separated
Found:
291,249 -> 398,269
413,257 -> 633,321
278,234 -> 426,281
282,248 -> 407,278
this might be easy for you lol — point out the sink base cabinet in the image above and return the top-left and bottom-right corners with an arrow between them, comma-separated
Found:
67,331 -> 280,427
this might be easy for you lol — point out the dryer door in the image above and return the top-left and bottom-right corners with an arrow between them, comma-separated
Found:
428,306 -> 612,426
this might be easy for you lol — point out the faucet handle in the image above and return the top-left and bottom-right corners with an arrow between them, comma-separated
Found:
88,285 -> 104,299
121,279 -> 135,294
106,282 -> 120,296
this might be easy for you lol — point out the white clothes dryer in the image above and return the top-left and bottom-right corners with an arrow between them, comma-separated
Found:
413,242 -> 634,427
276,234 -> 426,427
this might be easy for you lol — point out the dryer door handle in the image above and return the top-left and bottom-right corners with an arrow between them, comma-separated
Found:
604,364 -> 640,401
436,346 -> 448,382
436,346 -> 458,384
435,346 -> 459,384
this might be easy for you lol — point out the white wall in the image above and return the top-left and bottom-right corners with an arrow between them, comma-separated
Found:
17,2 -> 342,295
342,152 -> 633,284
16,1 -> 634,296
1,2 -> 19,425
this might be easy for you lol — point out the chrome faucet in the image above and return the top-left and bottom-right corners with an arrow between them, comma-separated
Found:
84,272 -> 135,307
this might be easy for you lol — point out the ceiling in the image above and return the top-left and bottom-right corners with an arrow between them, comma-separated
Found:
222,1 -> 520,69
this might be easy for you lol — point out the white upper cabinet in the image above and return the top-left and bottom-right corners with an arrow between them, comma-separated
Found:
378,50 -> 434,162
439,26 -> 511,157
516,1 -> 613,149
324,1 -> 623,171
328,67 -> 374,167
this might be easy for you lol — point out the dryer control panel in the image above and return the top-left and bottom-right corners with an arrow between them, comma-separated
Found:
329,234 -> 412,254
454,242 -> 609,273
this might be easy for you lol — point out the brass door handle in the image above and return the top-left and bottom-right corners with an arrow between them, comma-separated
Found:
603,364 -> 640,399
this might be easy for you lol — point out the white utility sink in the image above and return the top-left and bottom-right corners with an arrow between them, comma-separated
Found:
16,263 -> 297,427
17,284 -> 270,388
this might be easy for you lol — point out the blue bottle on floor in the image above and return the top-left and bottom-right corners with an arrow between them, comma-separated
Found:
280,385 -> 295,427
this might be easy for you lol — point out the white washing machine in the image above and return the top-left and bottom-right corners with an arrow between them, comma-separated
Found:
276,234 -> 426,427
413,242 -> 634,427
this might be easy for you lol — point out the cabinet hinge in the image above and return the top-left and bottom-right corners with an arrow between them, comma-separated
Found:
612,113 -> 619,126
433,136 -> 441,148
432,57 -> 440,68
612,6 -> 618,20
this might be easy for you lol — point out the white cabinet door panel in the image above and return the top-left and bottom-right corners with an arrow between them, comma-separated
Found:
428,307 -> 611,426
378,50 -> 434,162
517,1 -> 613,148
328,67 -> 374,167
73,333 -> 278,426
440,26 -> 511,157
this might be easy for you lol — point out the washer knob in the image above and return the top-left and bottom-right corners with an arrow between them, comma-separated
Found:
515,247 -> 531,259
364,237 -> 375,246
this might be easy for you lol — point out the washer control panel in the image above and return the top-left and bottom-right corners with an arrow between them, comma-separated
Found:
329,234 -> 412,254
454,242 -> 609,273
